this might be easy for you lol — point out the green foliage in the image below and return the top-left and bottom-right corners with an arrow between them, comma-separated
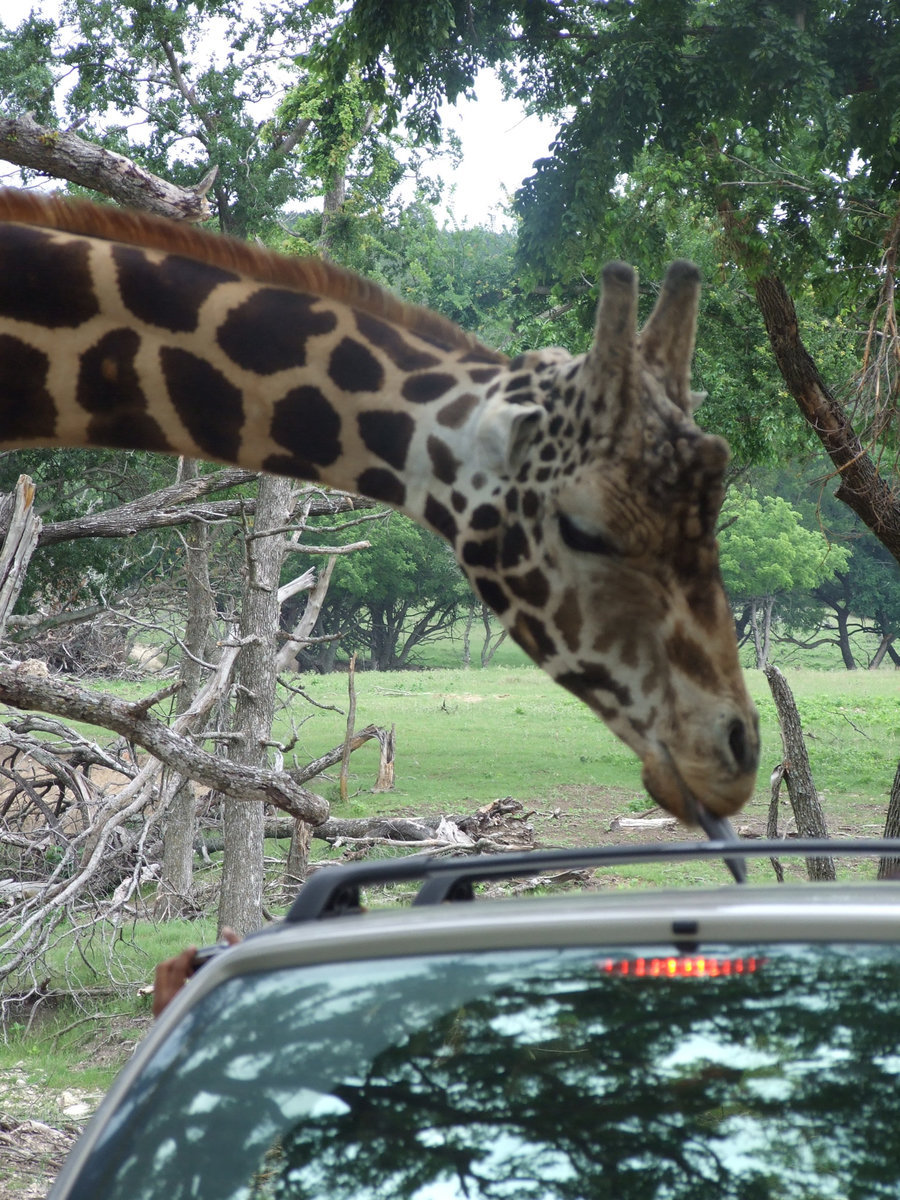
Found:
313,0 -> 899,476
0,448 -> 180,609
0,10 -> 57,121
719,489 -> 850,602
298,511 -> 471,670
289,200 -> 522,349
0,0 -> 412,238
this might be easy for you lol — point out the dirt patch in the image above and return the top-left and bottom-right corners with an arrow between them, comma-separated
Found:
530,783 -> 772,847
0,1070 -> 100,1200
0,1015 -> 151,1200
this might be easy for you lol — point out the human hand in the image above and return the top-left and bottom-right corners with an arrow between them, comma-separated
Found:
152,928 -> 239,1017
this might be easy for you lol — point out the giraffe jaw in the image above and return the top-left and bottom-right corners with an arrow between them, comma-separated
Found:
640,740 -> 756,827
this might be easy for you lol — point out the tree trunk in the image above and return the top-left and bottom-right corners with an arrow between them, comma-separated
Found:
371,725 -> 396,792
0,476 -> 41,641
878,759 -> 900,880
218,475 -> 296,936
339,654 -> 358,804
156,460 -> 215,919
870,632 -> 895,670
754,274 -> 900,565
763,664 -> 835,881
750,597 -> 775,669
462,602 -> 475,668
481,604 -> 508,667
274,554 -> 338,672
834,606 -> 857,670
283,818 -> 313,896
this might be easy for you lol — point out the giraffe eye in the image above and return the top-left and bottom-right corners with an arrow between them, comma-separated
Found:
558,512 -> 616,556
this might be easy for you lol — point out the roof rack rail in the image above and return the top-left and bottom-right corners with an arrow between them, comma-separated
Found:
284,837 -> 900,924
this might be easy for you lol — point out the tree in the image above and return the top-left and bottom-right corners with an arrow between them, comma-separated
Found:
0,0 -> 396,239
718,491 -> 849,667
297,512 -> 471,672
316,0 -> 900,561
807,527 -> 900,670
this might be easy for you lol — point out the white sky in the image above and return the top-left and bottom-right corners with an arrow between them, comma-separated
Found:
2,1 -> 555,227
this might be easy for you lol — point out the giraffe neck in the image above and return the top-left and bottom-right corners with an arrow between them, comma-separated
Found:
0,202 -> 512,540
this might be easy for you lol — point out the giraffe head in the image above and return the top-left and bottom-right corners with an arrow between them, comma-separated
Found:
448,261 -> 759,824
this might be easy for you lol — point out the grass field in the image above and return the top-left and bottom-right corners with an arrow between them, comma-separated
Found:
282,664 -> 899,822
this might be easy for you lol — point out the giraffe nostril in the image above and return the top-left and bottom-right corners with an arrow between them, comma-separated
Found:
726,718 -> 756,773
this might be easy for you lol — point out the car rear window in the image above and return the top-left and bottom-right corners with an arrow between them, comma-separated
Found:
68,944 -> 900,1199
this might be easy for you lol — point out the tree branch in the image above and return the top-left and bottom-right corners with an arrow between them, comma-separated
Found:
0,664 -> 328,822
753,273 -> 900,562
0,113 -> 215,221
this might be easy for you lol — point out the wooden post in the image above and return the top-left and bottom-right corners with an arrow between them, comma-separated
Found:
0,476 -> 41,641
764,664 -> 835,881
878,759 -> 900,880
339,653 -> 357,804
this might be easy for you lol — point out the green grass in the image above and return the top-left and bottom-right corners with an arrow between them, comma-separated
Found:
291,665 -> 643,813
278,665 -> 899,815
35,661 -> 899,820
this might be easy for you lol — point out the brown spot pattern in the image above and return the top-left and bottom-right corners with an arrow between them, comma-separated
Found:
665,627 -> 719,690
0,334 -> 56,438
557,664 -> 632,708
511,611 -> 557,663
356,467 -> 406,507
0,227 -> 97,328
160,347 -> 244,462
402,373 -> 457,404
426,435 -> 460,485
507,568 -> 550,608
475,576 -> 510,615
437,393 -> 479,428
113,246 -> 237,333
424,494 -> 458,543
553,588 -> 583,653
329,337 -> 384,393
218,289 -> 337,374
501,523 -> 529,568
358,410 -> 414,470
462,537 -> 499,569
77,329 -> 171,452
470,503 -> 500,530
77,328 -> 144,414
271,386 -> 342,466
354,311 -> 441,371
263,454 -> 321,481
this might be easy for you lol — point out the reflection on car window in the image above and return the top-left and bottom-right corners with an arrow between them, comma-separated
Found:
72,945 -> 900,1199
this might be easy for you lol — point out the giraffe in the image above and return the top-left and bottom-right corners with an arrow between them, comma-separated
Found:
0,188 -> 759,829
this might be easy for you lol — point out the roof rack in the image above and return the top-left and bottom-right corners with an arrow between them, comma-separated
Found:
284,837 -> 900,923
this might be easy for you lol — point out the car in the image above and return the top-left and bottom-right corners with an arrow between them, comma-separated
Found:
49,836 -> 900,1200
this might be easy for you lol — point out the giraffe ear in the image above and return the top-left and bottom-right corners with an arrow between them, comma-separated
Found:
475,403 -> 546,477
638,260 -> 702,414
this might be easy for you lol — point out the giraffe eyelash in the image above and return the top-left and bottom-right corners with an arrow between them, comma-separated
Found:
557,513 -> 617,556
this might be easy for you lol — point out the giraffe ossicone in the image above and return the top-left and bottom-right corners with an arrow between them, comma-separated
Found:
0,189 -> 759,825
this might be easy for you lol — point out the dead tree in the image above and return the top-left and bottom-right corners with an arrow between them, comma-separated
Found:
764,664 -> 835,881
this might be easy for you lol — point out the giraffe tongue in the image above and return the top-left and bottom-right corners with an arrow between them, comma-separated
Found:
695,807 -> 747,885
642,747 -> 747,883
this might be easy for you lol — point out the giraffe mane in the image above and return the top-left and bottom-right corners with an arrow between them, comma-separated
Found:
0,188 -> 506,362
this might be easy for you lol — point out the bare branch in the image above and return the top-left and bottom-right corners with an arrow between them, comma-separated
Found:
0,113 -> 215,221
0,664 -> 327,822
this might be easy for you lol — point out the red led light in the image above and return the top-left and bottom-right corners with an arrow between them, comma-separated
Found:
598,956 -> 763,978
